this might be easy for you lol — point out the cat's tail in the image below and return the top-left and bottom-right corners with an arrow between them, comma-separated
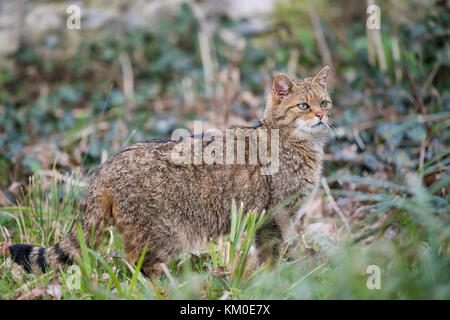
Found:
8,236 -> 76,273
6,189 -> 112,273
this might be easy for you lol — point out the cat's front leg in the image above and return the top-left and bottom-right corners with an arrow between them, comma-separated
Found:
255,215 -> 283,265
255,209 -> 297,265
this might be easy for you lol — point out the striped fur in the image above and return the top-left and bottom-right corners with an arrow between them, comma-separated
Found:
9,238 -> 75,273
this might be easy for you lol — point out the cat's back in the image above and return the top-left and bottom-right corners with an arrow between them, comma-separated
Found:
88,137 -> 270,225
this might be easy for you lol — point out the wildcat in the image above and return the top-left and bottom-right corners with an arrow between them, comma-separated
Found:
7,66 -> 332,275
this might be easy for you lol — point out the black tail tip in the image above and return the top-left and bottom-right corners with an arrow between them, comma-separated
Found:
9,243 -> 36,273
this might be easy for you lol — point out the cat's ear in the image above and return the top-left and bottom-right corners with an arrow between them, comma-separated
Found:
312,65 -> 330,89
272,73 -> 293,99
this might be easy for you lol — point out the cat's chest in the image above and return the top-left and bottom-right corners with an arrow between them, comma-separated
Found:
267,144 -> 322,209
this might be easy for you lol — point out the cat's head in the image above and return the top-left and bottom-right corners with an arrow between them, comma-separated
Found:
262,66 -> 332,139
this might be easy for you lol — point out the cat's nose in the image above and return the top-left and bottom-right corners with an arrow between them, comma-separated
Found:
316,112 -> 323,120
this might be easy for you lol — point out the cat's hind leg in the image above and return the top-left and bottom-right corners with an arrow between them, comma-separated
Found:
121,225 -> 183,277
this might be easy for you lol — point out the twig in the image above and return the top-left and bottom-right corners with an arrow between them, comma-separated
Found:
308,4 -> 332,67
422,58 -> 442,98
119,52 -> 136,122
185,0 -> 216,97
353,129 -> 366,150
321,177 -> 351,234
159,262 -> 176,286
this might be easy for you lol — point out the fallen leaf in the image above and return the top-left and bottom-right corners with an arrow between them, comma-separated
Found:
46,276 -> 62,300
210,266 -> 230,277
303,222 -> 335,252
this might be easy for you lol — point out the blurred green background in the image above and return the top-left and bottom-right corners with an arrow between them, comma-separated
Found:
0,0 -> 448,299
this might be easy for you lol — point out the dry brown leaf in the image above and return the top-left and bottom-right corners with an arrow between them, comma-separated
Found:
211,265 -> 230,277
46,276 -> 62,300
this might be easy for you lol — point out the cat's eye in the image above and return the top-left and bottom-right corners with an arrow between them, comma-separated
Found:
320,101 -> 328,108
297,103 -> 310,110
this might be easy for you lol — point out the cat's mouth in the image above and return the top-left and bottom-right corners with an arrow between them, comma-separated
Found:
311,122 -> 325,128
